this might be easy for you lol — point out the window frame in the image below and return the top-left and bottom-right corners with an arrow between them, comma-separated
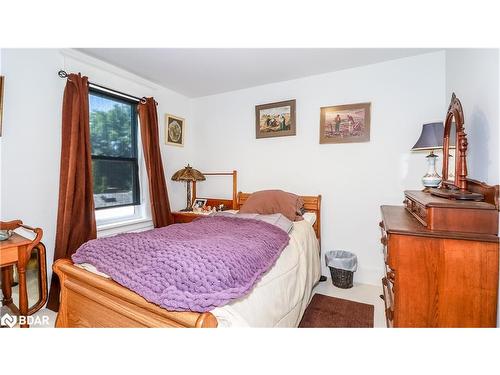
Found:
89,87 -> 141,210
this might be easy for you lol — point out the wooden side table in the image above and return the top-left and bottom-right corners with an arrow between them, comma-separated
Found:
172,212 -> 210,224
0,221 -> 47,328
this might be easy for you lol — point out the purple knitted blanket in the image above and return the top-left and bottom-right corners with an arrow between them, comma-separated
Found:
72,216 -> 290,312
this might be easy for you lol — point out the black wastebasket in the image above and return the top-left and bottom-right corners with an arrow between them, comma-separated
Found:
325,250 -> 357,289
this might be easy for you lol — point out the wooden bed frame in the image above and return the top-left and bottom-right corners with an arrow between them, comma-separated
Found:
53,192 -> 321,328
192,170 -> 238,209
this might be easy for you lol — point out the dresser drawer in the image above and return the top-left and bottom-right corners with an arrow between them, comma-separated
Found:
0,246 -> 19,265
403,197 -> 427,226
379,221 -> 397,269
403,190 -> 498,234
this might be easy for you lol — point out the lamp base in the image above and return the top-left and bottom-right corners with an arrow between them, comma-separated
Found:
422,151 -> 441,189
422,177 -> 441,189
185,181 -> 193,211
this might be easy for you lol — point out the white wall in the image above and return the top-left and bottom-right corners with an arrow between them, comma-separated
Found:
445,49 -> 499,184
3,48 -> 496,292
191,52 -> 446,284
1,49 -> 65,285
155,88 -> 196,211
0,49 -> 3,209
445,48 -> 500,325
0,49 -> 193,283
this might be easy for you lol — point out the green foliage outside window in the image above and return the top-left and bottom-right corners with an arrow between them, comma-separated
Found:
89,91 -> 140,208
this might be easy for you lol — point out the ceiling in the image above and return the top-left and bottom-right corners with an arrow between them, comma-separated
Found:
79,48 -> 438,98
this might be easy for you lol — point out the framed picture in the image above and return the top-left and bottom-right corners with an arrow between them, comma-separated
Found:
255,99 -> 296,139
0,76 -> 4,137
165,114 -> 185,146
319,102 -> 371,144
192,198 -> 207,209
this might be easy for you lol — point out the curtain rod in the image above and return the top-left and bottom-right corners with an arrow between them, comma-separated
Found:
58,70 -> 148,104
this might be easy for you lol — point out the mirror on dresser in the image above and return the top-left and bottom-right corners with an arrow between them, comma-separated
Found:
430,93 -> 484,201
447,118 -> 456,180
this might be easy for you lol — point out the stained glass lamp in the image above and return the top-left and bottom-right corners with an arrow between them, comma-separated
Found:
171,164 -> 206,211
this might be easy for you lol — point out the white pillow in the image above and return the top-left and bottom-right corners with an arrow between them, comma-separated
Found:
222,210 -> 239,214
212,211 -> 293,233
302,212 -> 317,226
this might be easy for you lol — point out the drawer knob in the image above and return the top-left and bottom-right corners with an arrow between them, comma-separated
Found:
380,236 -> 387,246
386,307 -> 394,321
388,271 -> 396,282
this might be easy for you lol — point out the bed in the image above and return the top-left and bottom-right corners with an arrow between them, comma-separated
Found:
52,192 -> 321,328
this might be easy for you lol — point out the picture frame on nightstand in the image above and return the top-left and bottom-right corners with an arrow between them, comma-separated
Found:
192,198 -> 207,210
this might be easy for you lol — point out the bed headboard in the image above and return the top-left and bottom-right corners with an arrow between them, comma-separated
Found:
237,192 -> 322,245
192,170 -> 238,210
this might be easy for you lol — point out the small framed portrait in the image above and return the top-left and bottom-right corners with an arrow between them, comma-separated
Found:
319,102 -> 371,144
192,198 -> 207,210
165,114 -> 185,146
255,99 -> 296,139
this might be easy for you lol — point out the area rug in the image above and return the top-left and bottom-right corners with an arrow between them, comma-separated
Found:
299,293 -> 374,328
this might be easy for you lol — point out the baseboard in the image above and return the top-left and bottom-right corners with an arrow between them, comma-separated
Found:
321,264 -> 383,286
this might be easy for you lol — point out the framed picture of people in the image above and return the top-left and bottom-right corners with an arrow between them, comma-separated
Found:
319,102 -> 371,144
255,99 -> 296,139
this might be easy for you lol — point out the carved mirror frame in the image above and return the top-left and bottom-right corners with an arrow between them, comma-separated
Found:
441,93 -> 466,190
431,93 -> 484,201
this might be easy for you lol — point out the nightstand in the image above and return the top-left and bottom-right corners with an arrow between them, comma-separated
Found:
172,212 -> 209,224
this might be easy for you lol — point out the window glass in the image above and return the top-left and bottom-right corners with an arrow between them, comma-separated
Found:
89,89 -> 140,210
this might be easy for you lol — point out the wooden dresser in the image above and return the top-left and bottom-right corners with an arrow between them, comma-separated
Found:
379,184 -> 499,328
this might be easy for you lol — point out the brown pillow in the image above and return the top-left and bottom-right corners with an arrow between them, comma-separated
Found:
239,190 -> 304,221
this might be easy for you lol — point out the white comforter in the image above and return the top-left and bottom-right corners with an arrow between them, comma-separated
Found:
212,218 -> 321,327
78,216 -> 320,328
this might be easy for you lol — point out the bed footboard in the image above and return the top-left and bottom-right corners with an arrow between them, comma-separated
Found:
53,259 -> 218,328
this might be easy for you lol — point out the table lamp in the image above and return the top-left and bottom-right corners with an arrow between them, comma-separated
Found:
411,122 -> 444,190
171,164 -> 206,211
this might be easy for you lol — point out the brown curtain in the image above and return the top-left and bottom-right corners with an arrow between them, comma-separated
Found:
137,98 -> 173,228
47,73 -> 97,311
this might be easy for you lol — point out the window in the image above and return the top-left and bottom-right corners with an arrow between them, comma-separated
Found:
89,88 -> 140,214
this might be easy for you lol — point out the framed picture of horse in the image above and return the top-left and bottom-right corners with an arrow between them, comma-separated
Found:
319,102 -> 371,144
255,99 -> 296,139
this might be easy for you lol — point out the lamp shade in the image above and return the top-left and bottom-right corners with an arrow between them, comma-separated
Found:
411,122 -> 445,151
171,164 -> 206,182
